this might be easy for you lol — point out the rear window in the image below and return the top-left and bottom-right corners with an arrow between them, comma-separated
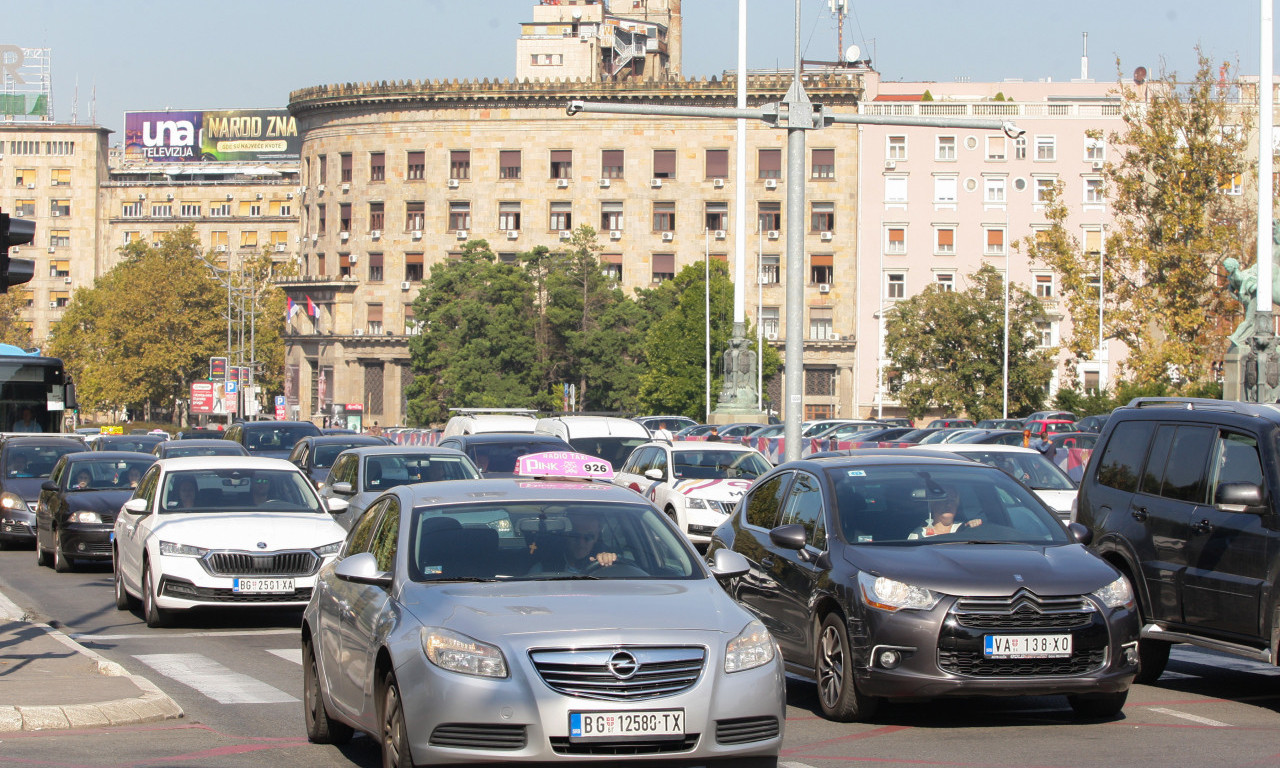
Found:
1094,420 -> 1155,492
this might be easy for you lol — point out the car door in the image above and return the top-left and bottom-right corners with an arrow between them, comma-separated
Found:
729,472 -> 794,646
321,497 -> 386,717
616,446 -> 659,494
1182,429 -> 1272,637
769,471 -> 829,663
116,466 -> 160,592
335,496 -> 398,718
35,456 -> 67,550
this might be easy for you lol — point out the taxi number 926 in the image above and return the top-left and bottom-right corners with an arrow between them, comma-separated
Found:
570,709 -> 684,739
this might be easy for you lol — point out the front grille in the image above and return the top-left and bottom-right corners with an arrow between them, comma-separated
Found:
205,550 -> 319,577
0,522 -> 33,537
78,541 -> 113,556
941,590 -> 1106,677
530,646 -> 705,701
429,723 -> 526,750
953,591 -> 1094,631
938,648 -> 1107,676
716,716 -> 779,745
710,500 -> 736,516
161,579 -> 312,604
550,734 -> 699,755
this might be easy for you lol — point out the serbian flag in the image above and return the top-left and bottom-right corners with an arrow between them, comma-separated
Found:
306,296 -> 319,318
286,297 -> 299,320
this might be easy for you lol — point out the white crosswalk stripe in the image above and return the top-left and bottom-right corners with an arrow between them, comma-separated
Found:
268,648 -> 302,665
134,653 -> 298,704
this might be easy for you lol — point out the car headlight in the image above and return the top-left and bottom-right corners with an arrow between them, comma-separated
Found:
158,541 -> 208,558
70,511 -> 102,524
1,492 -> 29,513
314,541 -> 343,556
421,627 -> 508,678
684,496 -> 709,509
1092,576 -> 1134,610
858,571 -> 942,612
724,619 -> 775,673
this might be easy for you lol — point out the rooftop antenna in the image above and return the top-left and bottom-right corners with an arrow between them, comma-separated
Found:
90,83 -> 96,125
1081,32 -> 1088,80
830,0 -> 847,62
71,77 -> 78,124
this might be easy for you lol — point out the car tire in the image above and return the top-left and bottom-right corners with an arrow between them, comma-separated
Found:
143,562 -> 169,628
381,672 -> 413,768
303,638 -> 353,745
113,555 -> 137,610
53,529 -> 72,573
815,613 -> 879,722
1067,690 -> 1128,719
35,536 -> 50,567
1134,638 -> 1170,684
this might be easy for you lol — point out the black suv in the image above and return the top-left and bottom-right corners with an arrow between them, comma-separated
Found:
1076,397 -> 1280,683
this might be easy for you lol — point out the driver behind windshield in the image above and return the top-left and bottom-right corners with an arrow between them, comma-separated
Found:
529,511 -> 618,574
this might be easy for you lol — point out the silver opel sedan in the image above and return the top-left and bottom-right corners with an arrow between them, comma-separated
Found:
301,477 -> 785,767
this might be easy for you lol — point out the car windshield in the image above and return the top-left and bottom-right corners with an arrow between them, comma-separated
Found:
244,425 -> 318,453
362,454 -> 479,492
407,499 -> 700,582
162,444 -> 241,458
830,465 -> 1070,545
314,442 -> 371,467
66,458 -> 155,490
962,451 -> 1076,490
100,437 -> 163,452
7,444 -> 83,479
159,468 -> 324,514
672,448 -> 771,480
568,436 -> 648,470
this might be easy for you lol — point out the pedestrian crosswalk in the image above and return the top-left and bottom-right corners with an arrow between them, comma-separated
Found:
134,650 -> 301,704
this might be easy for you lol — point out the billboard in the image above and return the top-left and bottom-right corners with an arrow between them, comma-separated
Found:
124,108 -> 301,163
0,46 -> 51,120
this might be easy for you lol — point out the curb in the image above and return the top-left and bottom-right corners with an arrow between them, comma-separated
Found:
0,586 -> 184,732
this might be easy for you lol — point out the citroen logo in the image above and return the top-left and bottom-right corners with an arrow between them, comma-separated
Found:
607,650 -> 639,680
256,542 -> 268,549
1014,573 -> 1024,583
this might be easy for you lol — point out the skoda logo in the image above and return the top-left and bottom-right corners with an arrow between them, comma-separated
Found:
606,651 -> 639,680
256,542 -> 268,550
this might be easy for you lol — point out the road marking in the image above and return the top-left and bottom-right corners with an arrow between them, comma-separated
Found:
74,628 -> 297,642
267,648 -> 302,665
134,653 -> 298,704
1147,707 -> 1230,727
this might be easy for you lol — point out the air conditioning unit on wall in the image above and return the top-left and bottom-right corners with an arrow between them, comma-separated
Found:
447,178 -> 460,188
818,283 -> 831,293
713,178 -> 725,188
661,232 -> 674,242
764,179 -> 777,189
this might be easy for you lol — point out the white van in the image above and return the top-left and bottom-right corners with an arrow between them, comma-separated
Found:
534,416 -> 650,470
441,408 -> 538,438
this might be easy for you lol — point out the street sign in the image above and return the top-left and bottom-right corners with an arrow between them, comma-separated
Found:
225,380 -> 238,394
274,395 -> 286,420
210,357 -> 227,379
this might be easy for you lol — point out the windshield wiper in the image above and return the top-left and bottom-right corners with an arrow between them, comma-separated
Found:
541,574 -> 602,580
427,577 -> 502,583
932,539 -> 1015,545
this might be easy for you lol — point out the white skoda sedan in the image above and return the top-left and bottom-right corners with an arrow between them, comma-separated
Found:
112,456 -> 348,627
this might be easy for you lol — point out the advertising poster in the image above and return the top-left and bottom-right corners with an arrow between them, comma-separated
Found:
124,108 -> 300,163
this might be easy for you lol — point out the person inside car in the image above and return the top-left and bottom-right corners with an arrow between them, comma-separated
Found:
172,477 -> 198,509
909,488 -> 982,539
72,469 -> 93,489
528,511 -> 618,574
8,453 -> 31,478
12,407 -> 40,433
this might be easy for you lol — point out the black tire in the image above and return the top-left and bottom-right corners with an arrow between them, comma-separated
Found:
113,554 -> 137,610
1134,638 -> 1171,685
381,672 -> 413,768
304,639 -> 353,745
815,613 -> 879,722
34,536 -> 50,567
1068,690 -> 1128,719
142,563 -> 169,628
53,530 -> 73,573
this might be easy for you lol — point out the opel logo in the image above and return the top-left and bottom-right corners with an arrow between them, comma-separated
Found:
607,651 -> 639,680
257,542 -> 268,549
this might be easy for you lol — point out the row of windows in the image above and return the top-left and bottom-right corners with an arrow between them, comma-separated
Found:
884,174 -> 1106,205
4,141 -> 75,156
885,134 -> 1106,164
883,223 -> 1108,258
117,231 -> 291,250
119,201 -> 292,218
306,147 -> 837,184
13,168 -> 73,187
6,199 -> 71,218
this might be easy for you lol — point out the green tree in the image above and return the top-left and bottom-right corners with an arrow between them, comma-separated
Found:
0,291 -> 32,350
884,264 -> 1054,420
404,240 -> 540,424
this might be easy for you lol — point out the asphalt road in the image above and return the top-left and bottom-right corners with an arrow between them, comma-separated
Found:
2,548 -> 1280,768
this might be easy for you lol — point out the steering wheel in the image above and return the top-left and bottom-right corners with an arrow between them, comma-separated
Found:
584,559 -> 648,577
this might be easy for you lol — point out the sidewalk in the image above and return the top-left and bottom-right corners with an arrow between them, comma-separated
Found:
0,590 -> 182,732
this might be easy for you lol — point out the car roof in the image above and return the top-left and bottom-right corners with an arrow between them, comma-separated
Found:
444,432 -> 570,445
62,450 -> 157,461
392,476 -> 652,507
159,439 -> 231,448
922,444 -> 1038,455
774,448 -> 987,470
333,445 -> 469,458
303,434 -> 386,445
4,436 -> 85,447
154,456 -> 300,471
667,440 -> 761,451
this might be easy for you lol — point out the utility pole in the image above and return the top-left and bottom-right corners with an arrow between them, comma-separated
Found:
568,0 -> 1021,462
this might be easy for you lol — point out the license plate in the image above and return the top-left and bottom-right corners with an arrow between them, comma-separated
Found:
569,709 -> 684,740
232,577 -> 295,594
984,634 -> 1072,658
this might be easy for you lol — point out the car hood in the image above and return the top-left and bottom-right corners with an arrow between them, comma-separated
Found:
148,512 -> 345,549
64,490 -> 134,514
8,477 -> 49,502
1031,489 -> 1075,516
668,478 -> 754,501
846,542 -> 1117,597
400,578 -> 752,639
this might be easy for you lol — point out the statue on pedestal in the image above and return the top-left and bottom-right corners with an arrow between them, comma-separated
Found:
717,336 -> 758,409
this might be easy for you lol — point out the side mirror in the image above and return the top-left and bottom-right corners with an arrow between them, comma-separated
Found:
331,481 -> 354,496
1216,482 -> 1266,512
768,523 -> 808,551
644,468 -> 664,481
122,498 -> 149,514
1066,522 -> 1092,545
326,497 -> 350,514
335,551 -> 392,587
708,548 -> 749,579
40,480 -> 57,492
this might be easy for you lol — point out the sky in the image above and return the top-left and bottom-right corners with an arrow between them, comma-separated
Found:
6,1 -> 1277,140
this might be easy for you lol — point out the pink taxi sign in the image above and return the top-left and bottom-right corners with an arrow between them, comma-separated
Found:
515,451 -> 614,480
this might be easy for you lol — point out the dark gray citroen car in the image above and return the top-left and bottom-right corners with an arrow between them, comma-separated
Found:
707,450 -> 1139,722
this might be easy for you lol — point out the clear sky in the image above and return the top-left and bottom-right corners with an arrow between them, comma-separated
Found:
6,0 -> 1275,140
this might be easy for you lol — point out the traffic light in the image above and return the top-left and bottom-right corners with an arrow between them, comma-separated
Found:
0,212 -> 35,293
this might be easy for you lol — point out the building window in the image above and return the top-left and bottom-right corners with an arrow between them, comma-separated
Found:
810,202 -> 834,233
210,202 -> 230,217
761,306 -> 779,337
550,149 -> 572,180
705,202 -> 728,232
885,176 -> 908,203
450,150 -> 470,180
887,135 -> 907,161
369,202 -> 384,231
601,254 -> 623,282
339,203 -> 352,232
407,150 -> 425,181
985,228 -> 1005,255
808,307 -> 834,340
405,253 -> 424,282
1014,136 -> 1027,160
652,201 -> 675,232
757,201 -> 781,232
651,252 -> 675,283
148,203 -> 168,218
1084,177 -> 1105,204
1035,176 -> 1057,203
122,202 -> 143,218
1037,321 -> 1054,348
935,227 -> 955,255
758,148 -> 781,179
929,272 -> 952,292
706,149 -> 729,180
1221,172 -> 1244,196
363,362 -> 384,411
448,201 -> 471,231
886,272 -> 906,299
653,149 -> 676,179
237,201 -> 261,217
984,177 -> 1006,203
936,136 -> 957,161
369,152 -> 385,182
546,201 -> 570,231
240,231 -> 259,249
366,305 -> 384,337
810,254 -> 833,285
805,366 -> 836,397
760,255 -> 780,285
338,253 -> 352,277
270,200 -> 291,217
179,203 -> 201,217
340,153 -> 352,183
318,155 -> 328,184
368,253 -> 384,283
601,201 -> 624,231
934,176 -> 957,204
886,227 -> 906,255
499,201 -> 521,231
49,168 -> 71,187
49,258 -> 70,276
811,148 -> 835,179
987,136 -> 1007,161
1085,137 -> 1105,162
1034,135 -> 1056,161
405,202 -> 424,232
601,149 -> 624,179
49,230 -> 70,248
15,199 -> 36,217
317,204 -> 326,233
1035,273 -> 1054,298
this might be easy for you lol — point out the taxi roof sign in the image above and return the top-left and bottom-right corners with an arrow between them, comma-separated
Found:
514,451 -> 614,481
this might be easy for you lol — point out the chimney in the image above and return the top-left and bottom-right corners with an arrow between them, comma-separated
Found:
668,0 -> 682,77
